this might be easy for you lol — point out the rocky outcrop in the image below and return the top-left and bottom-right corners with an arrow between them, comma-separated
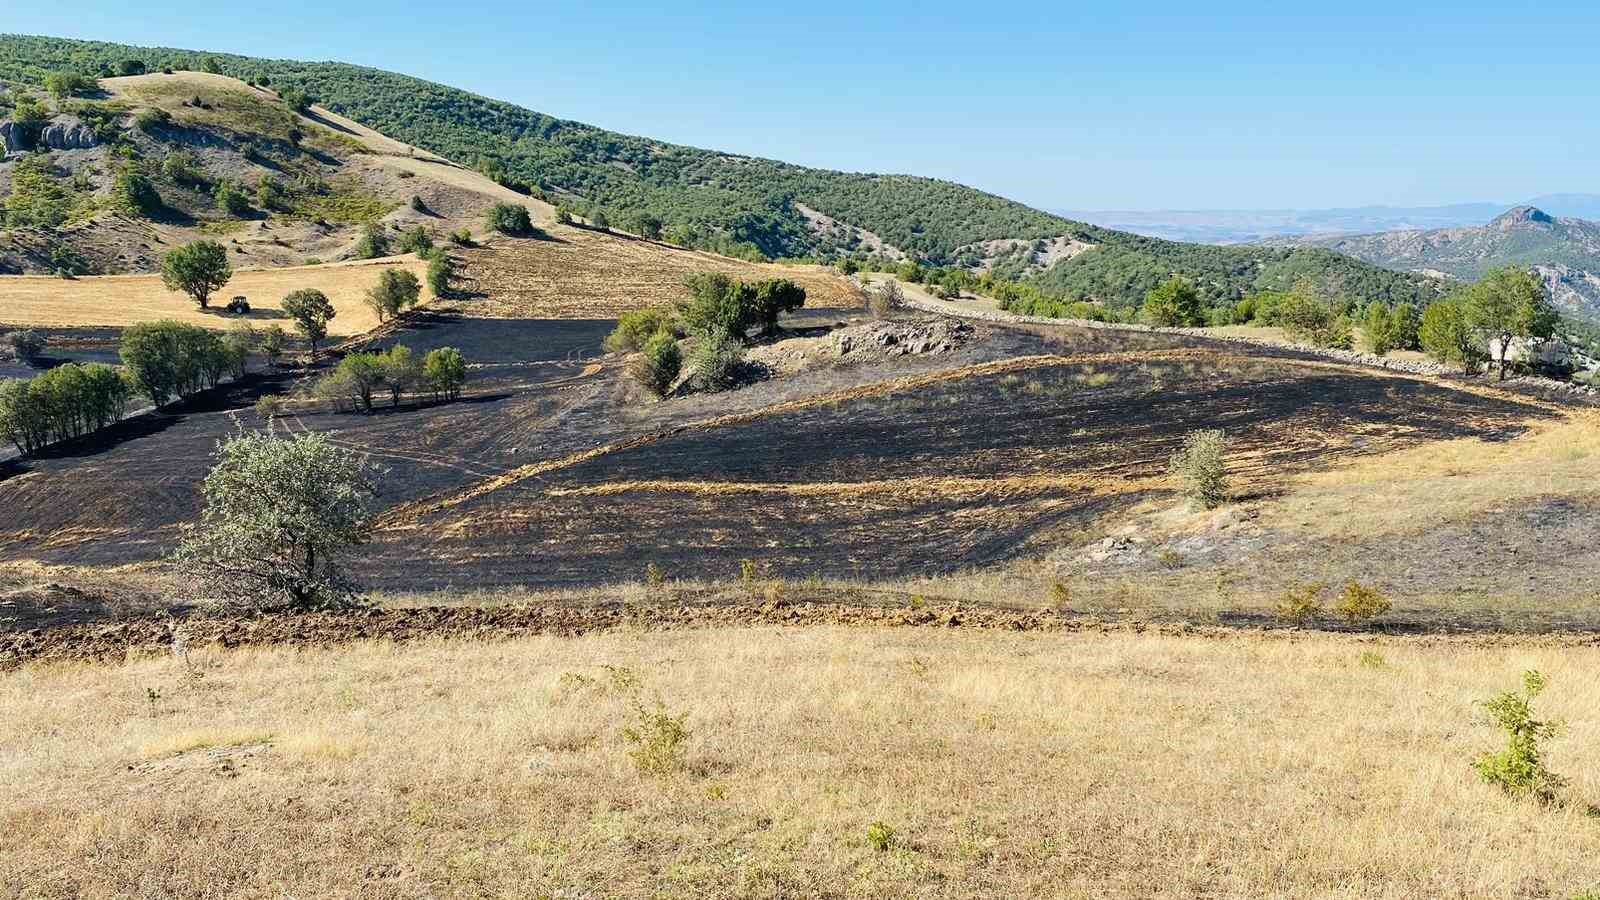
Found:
0,120 -> 24,153
38,117 -> 98,150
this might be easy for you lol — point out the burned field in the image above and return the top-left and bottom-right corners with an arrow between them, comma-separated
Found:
0,310 -> 1555,599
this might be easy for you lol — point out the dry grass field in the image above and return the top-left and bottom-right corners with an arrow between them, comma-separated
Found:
0,256 -> 430,337
3,626 -> 1597,898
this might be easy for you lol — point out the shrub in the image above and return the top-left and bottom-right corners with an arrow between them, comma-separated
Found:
621,696 -> 690,775
423,347 -> 466,400
690,327 -> 744,392
161,149 -> 202,185
605,308 -> 675,353
396,224 -> 433,257
425,250 -> 454,297
1276,582 -> 1325,626
750,278 -> 806,335
1364,304 -> 1395,355
354,222 -> 390,259
590,209 -> 611,231
112,170 -> 162,217
254,394 -> 284,419
364,268 -> 421,322
259,324 -> 287,365
223,323 -> 256,378
448,228 -> 474,246
281,289 -> 336,360
866,821 -> 897,852
1473,670 -> 1566,804
555,205 -> 575,226
485,202 -> 533,235
1277,285 -> 1354,349
280,87 -> 312,114
6,330 -> 46,365
838,257 -> 860,276
1335,581 -> 1392,625
628,333 -> 681,398
171,429 -> 380,611
1168,429 -> 1228,509
868,280 -> 904,318
160,241 -> 233,308
1142,276 -> 1204,327
213,180 -> 251,216
409,194 -> 426,213
255,175 -> 287,212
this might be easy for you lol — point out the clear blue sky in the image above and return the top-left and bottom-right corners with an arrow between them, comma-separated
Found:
9,2 -> 1599,211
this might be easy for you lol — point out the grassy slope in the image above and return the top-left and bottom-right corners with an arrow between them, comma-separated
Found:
0,34 -> 1442,310
3,627 -> 1596,897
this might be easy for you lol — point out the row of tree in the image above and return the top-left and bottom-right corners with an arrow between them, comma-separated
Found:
0,363 -> 133,455
314,345 -> 466,413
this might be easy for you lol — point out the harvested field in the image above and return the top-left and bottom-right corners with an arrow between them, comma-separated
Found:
3,626 -> 1598,897
457,225 -> 862,318
0,255 -> 430,337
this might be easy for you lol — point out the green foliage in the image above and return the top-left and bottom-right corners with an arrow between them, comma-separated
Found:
160,241 -> 233,308
364,268 -> 421,322
1141,276 -> 1204,327
621,695 -> 691,775
422,347 -> 466,401
328,352 -> 386,412
1364,303 -> 1395,355
396,224 -> 433,257
1334,582 -> 1392,625
43,70 -> 96,99
213,180 -> 251,216
1275,583 -> 1325,626
281,288 -> 336,358
3,154 -> 82,228
111,169 -> 162,217
1465,266 -> 1559,380
354,222 -> 390,259
279,86 -> 312,113
1473,671 -> 1566,804
626,211 -> 663,239
485,202 -> 534,236
1168,429 -> 1228,510
1419,294 -> 1487,373
628,332 -> 681,398
135,107 -> 170,136
255,175 -> 287,212
259,324 -> 287,365
866,821 -> 898,852
118,320 -> 229,405
6,330 -> 47,365
1389,302 -> 1421,351
749,278 -> 806,334
605,307 -> 676,353
379,345 -> 421,407
1276,281 -> 1353,349
172,429 -> 380,611
425,250 -> 454,297
161,149 -> 203,185
254,393 -> 284,420
678,274 -> 803,341
0,363 -> 131,455
690,327 -> 744,392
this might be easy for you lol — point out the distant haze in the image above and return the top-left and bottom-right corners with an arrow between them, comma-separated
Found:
1061,195 -> 1600,244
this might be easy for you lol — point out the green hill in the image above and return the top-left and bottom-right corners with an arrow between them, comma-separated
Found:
0,33 -> 1446,313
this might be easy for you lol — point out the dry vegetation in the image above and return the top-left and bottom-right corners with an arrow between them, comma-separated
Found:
0,256 -> 429,337
3,627 -> 1597,898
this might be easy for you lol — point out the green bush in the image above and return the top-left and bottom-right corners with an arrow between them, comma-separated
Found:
425,250 -> 454,297
6,330 -> 46,365
213,181 -> 251,216
605,307 -> 674,353
161,149 -> 203,185
1473,670 -> 1566,804
1275,583 -> 1325,626
866,821 -> 897,852
1335,581 -> 1392,625
0,363 -> 132,455
396,224 -> 433,257
1420,294 -> 1487,374
254,394 -> 284,419
621,696 -> 690,775
354,222 -> 390,259
629,333 -> 681,398
112,170 -> 162,217
485,202 -> 533,235
1168,429 -> 1228,509
135,107 -> 171,132
690,327 -> 744,392
1141,276 -> 1204,327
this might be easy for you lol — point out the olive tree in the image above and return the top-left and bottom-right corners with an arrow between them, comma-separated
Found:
160,241 -> 233,308
172,429 -> 380,611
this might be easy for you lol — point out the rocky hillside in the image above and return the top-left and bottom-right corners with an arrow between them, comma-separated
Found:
1270,206 -> 1600,318
0,34 -> 1443,312
0,70 -> 544,276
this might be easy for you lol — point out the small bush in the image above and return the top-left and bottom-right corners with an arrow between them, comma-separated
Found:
1335,581 -> 1392,625
112,170 -> 162,217
354,222 -> 390,259
621,697 -> 690,775
1357,650 -> 1387,669
1276,582 -> 1325,626
425,250 -> 454,297
213,181 -> 251,217
135,108 -> 171,132
868,280 -> 904,319
1473,670 -> 1566,804
1168,429 -> 1228,509
866,821 -> 897,852
1048,581 -> 1070,611
690,328 -> 744,392
408,194 -> 426,213
254,394 -> 284,419
605,308 -> 675,353
628,333 -> 681,398
448,228 -> 473,246
396,225 -> 433,257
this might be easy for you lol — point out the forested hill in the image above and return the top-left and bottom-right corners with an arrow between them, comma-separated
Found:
0,34 -> 1445,311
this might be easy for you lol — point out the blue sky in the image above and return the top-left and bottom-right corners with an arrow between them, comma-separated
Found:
9,2 -> 1599,211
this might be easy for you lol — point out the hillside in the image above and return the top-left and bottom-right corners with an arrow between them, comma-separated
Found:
1271,206 -> 1600,318
0,34 -> 1444,311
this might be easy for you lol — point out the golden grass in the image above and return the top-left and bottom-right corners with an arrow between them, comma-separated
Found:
1268,409 -> 1600,538
0,256 -> 430,337
3,627 -> 1597,897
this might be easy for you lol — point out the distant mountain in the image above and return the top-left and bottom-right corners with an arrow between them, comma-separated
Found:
0,33 -> 1443,312
1064,195 -> 1600,244
1269,206 -> 1600,318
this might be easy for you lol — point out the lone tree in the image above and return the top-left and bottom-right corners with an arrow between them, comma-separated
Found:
281,288 -> 336,360
1141,275 -> 1205,327
161,241 -> 233,308
486,202 -> 534,236
364,268 -> 422,322
173,429 -> 380,611
1466,266 -> 1559,380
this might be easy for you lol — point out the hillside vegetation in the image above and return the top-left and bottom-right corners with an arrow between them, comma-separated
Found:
0,34 -> 1443,313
